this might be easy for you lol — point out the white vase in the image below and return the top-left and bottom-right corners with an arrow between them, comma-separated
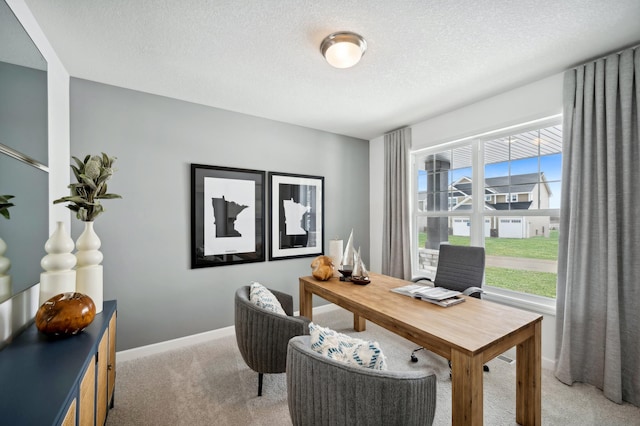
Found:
40,221 -> 77,305
75,221 -> 104,313
0,237 -> 11,301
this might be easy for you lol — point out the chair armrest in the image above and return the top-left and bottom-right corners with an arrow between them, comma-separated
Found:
462,286 -> 484,297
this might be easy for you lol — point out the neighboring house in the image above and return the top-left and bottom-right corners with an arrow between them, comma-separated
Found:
419,172 -> 552,239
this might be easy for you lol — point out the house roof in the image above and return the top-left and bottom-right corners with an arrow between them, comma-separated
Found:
490,201 -> 534,210
451,173 -> 548,196
452,201 -> 533,211
485,173 -> 540,195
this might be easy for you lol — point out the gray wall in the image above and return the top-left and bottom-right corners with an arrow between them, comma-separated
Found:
69,78 -> 369,351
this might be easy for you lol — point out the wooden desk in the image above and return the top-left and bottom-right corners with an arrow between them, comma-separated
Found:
299,273 -> 542,426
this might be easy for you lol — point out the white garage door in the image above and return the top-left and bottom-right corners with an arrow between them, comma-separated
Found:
499,218 -> 525,238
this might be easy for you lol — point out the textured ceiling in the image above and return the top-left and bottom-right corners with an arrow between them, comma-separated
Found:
21,0 -> 640,140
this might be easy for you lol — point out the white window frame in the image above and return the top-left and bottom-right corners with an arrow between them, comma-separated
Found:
411,115 -> 561,315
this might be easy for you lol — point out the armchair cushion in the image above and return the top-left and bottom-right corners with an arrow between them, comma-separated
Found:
309,322 -> 387,370
250,281 -> 286,315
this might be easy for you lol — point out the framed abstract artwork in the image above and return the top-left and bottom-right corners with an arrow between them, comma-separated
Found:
269,172 -> 324,260
191,164 -> 265,268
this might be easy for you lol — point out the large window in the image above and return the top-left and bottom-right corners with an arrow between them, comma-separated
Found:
413,118 -> 562,300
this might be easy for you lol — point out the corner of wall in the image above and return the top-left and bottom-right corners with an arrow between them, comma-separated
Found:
369,136 -> 384,273
7,0 -> 71,233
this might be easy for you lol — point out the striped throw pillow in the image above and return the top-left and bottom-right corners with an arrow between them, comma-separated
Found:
309,322 -> 387,370
249,282 -> 286,315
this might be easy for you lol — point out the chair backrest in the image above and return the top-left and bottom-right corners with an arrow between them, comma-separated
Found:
433,244 -> 485,295
286,335 -> 436,426
234,286 -> 309,375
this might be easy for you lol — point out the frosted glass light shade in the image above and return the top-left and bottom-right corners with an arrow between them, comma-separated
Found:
320,32 -> 367,69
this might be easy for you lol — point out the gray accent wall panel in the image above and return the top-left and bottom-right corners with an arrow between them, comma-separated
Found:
0,61 -> 47,164
69,78 -> 369,351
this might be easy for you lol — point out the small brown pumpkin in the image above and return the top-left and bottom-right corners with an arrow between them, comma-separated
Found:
36,292 -> 96,336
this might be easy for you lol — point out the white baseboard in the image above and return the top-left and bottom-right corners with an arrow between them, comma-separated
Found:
116,324 -> 235,362
116,303 -> 339,362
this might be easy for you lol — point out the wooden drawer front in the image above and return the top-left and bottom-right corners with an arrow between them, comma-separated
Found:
96,330 -> 108,425
61,398 -> 76,426
79,356 -> 95,426
108,312 -> 116,403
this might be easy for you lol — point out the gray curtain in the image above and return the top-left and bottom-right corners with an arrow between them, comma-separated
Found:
382,128 -> 412,279
555,46 -> 639,406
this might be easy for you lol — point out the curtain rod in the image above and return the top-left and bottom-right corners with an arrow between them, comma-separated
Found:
571,42 -> 639,69
384,126 -> 410,136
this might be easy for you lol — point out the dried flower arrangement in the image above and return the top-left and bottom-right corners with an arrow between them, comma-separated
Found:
54,153 -> 122,222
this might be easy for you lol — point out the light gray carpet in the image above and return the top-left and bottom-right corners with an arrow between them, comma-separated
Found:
106,307 -> 640,425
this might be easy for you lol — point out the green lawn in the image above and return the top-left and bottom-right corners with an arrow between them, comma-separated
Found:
419,230 -> 559,260
418,230 -> 559,298
485,267 -> 556,298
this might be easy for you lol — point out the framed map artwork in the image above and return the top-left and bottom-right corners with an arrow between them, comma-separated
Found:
190,164 -> 265,268
269,172 -> 324,261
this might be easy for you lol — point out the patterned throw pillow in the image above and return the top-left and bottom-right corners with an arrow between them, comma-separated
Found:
249,282 -> 286,315
309,322 -> 387,370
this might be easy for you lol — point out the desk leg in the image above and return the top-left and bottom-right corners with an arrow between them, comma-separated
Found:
299,281 -> 313,320
451,349 -> 483,425
516,321 -> 542,425
353,314 -> 366,332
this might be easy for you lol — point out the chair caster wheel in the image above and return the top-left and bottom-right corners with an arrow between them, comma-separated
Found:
483,365 -> 490,372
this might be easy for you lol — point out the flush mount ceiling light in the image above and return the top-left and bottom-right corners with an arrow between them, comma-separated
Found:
320,31 -> 367,69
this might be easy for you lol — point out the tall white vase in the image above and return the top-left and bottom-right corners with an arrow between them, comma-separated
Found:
40,221 -> 77,305
0,237 -> 11,302
75,221 -> 104,313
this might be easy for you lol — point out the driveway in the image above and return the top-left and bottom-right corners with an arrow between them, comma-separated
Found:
485,255 -> 557,273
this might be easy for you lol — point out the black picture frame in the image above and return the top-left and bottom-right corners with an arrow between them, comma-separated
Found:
269,172 -> 324,261
191,164 -> 265,268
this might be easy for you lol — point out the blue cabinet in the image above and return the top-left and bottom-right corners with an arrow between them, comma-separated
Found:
0,300 -> 117,425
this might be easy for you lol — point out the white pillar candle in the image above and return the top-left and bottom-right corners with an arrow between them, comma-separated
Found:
329,239 -> 343,277
329,239 -> 343,265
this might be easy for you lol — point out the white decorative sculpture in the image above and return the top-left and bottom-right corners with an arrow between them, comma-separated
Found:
40,222 -> 77,305
75,221 -> 104,313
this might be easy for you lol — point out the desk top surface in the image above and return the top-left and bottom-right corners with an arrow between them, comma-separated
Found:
300,273 -> 541,356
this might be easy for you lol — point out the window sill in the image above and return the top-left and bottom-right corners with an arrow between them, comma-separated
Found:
483,287 -> 556,316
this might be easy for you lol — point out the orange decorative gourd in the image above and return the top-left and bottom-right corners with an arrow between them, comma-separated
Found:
311,255 -> 334,281
36,292 -> 96,336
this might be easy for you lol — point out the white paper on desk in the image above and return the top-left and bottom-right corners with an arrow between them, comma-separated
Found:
414,287 -> 462,300
390,284 -> 423,297
391,284 -> 461,301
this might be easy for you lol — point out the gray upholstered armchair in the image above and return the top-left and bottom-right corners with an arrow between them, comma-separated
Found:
286,335 -> 437,426
234,286 -> 310,396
